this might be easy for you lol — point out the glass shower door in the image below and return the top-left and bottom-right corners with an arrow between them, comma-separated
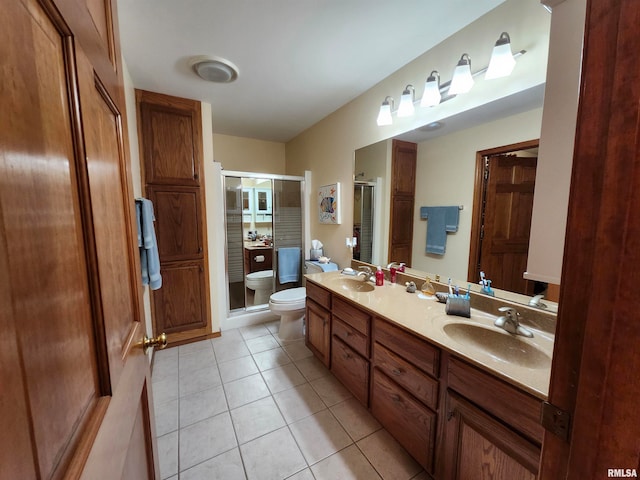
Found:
272,179 -> 303,291
224,176 -> 246,310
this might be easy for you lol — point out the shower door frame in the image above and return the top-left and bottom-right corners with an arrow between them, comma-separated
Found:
222,170 -> 306,316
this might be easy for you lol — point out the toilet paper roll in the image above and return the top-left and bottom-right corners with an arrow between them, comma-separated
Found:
254,255 -> 265,263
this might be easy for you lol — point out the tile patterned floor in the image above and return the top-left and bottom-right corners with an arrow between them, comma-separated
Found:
152,321 -> 429,480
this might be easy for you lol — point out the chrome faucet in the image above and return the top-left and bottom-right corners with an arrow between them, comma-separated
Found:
495,307 -> 533,338
356,266 -> 375,282
528,294 -> 548,309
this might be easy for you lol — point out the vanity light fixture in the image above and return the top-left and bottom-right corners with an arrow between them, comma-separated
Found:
448,53 -> 474,95
420,71 -> 441,107
376,96 -> 394,126
397,85 -> 416,117
485,32 -> 516,79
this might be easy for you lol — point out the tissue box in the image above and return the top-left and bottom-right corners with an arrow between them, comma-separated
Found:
310,248 -> 323,260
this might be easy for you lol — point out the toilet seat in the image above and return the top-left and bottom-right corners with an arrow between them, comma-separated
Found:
269,287 -> 306,304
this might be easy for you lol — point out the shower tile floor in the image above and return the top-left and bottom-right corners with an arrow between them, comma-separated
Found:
152,320 -> 429,480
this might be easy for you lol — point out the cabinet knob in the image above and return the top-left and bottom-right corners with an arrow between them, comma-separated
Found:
391,368 -> 403,376
390,394 -> 401,403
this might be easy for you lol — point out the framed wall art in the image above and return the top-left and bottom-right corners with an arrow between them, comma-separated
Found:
318,183 -> 340,224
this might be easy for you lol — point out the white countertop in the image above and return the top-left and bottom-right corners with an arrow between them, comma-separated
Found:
306,271 -> 553,399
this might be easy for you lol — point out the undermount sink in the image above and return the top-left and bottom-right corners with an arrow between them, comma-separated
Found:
330,277 -> 375,293
442,322 -> 551,369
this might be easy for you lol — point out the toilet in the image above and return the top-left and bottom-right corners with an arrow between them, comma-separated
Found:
245,270 -> 274,305
269,287 -> 307,341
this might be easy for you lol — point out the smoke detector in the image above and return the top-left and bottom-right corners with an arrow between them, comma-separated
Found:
189,55 -> 239,83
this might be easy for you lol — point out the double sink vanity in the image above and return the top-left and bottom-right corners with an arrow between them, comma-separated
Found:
304,268 -> 554,479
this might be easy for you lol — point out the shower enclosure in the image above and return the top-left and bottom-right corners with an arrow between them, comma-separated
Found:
223,172 -> 304,312
353,182 -> 375,263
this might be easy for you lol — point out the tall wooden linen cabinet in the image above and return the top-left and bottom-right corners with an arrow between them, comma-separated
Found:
136,90 -> 212,345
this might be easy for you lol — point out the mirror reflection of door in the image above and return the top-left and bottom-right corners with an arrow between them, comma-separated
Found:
469,141 -> 539,295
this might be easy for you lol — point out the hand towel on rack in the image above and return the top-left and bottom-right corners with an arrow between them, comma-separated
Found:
278,247 -> 301,284
136,198 -> 162,290
420,206 -> 460,255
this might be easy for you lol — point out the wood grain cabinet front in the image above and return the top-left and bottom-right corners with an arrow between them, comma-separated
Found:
372,317 -> 440,474
305,296 -> 331,367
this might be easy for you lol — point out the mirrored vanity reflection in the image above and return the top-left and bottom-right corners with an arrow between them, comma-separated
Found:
353,94 -> 560,313
223,173 -> 304,312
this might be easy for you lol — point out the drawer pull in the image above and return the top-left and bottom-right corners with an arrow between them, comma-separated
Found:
390,394 -> 401,403
391,368 -> 403,376
344,352 -> 352,359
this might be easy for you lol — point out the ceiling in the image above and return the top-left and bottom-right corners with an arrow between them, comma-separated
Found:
117,0 -> 505,143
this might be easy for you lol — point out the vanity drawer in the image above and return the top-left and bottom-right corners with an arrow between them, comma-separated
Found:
333,317 -> 368,358
371,368 -> 436,473
374,318 -> 440,379
373,342 -> 438,410
331,336 -> 369,406
306,281 -> 331,310
332,296 -> 370,335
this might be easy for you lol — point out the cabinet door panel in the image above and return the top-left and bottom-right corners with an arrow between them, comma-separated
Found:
152,262 -> 206,333
443,392 -> 539,480
139,101 -> 201,185
305,299 -> 331,367
371,368 -> 436,472
331,336 -> 369,406
147,186 -> 202,261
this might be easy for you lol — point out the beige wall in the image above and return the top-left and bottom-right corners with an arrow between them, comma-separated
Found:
213,133 -> 286,174
412,107 -> 544,282
286,0 -> 551,269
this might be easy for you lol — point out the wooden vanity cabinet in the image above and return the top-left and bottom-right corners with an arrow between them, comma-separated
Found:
371,318 -> 440,474
441,357 -> 543,480
330,297 -> 372,406
305,282 -> 331,367
244,247 -> 273,273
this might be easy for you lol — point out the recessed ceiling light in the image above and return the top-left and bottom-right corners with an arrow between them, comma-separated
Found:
189,55 -> 239,83
420,121 -> 444,131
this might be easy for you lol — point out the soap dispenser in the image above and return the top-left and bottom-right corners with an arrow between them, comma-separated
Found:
375,266 -> 384,286
420,276 -> 436,296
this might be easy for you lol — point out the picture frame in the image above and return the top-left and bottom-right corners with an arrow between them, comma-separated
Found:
318,183 -> 340,224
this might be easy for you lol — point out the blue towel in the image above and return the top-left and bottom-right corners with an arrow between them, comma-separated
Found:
136,198 -> 162,290
278,247 -> 301,284
420,206 -> 460,255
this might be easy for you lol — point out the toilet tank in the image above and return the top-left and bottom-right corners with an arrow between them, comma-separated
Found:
304,260 -> 324,275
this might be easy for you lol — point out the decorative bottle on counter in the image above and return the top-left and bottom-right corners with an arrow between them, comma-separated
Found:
375,266 -> 384,286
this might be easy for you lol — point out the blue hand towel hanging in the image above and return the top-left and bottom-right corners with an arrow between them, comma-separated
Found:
278,247 -> 301,284
420,206 -> 460,255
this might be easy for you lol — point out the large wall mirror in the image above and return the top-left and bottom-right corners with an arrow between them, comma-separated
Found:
354,85 -> 559,311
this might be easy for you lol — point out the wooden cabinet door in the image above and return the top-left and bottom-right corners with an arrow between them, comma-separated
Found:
152,262 -> 207,335
442,392 -> 539,480
305,299 -> 331,367
1,0 -> 157,478
139,96 -> 202,186
147,186 -> 203,261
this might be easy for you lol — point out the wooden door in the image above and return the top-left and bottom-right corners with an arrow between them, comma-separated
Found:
473,154 -> 537,295
0,0 -> 157,478
388,139 -> 417,266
